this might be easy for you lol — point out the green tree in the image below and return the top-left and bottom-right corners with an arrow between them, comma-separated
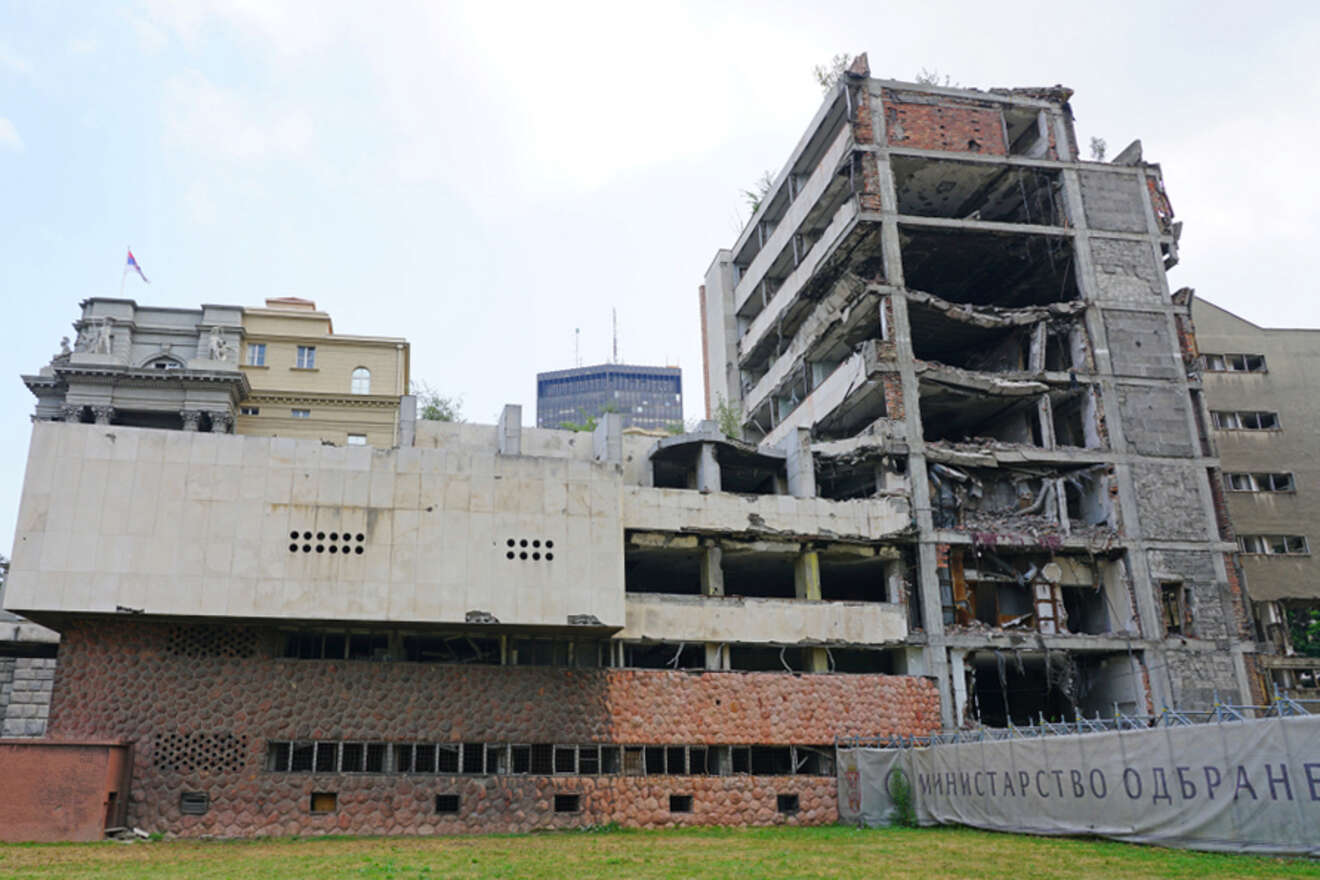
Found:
1288,606 -> 1320,658
412,381 -> 464,422
741,169 -> 775,216
713,395 -> 743,440
813,53 -> 851,94
914,67 -> 958,87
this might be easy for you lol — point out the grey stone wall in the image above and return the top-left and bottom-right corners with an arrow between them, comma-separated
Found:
0,657 -> 56,737
1162,650 -> 1240,709
1089,238 -> 1163,303
1131,464 -> 1207,541
1104,311 -> 1178,379
1147,549 -> 1231,640
1079,171 -> 1148,233
1116,385 -> 1195,457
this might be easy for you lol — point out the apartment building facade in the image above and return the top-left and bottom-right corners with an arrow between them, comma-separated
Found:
700,55 -> 1258,725
1192,297 -> 1320,697
238,298 -> 410,448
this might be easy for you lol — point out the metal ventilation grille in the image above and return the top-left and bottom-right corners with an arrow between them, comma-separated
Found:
153,732 -> 249,774
166,626 -> 257,659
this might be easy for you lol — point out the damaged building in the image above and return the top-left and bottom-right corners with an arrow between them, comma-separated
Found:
0,59 -> 1266,840
700,54 -> 1258,728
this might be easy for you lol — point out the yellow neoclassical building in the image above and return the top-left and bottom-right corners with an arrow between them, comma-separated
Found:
237,298 -> 410,447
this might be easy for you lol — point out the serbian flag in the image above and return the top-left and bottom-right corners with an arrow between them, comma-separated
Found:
125,248 -> 150,284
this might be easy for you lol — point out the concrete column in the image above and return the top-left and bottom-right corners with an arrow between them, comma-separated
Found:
497,404 -> 522,456
699,542 -> 724,596
949,649 -> 969,726
784,426 -> 815,498
593,412 -> 622,464
806,647 -> 829,673
696,442 -> 720,493
704,643 -> 729,671
884,558 -> 904,604
398,394 -> 417,448
794,549 -> 820,600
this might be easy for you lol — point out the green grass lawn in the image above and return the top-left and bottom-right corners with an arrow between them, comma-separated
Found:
1,825 -> 1316,880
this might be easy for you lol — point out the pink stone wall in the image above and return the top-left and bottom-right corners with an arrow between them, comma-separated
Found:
48,620 -> 940,837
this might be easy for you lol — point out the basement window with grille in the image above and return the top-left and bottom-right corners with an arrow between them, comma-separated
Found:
553,794 -> 581,813
434,794 -> 460,814
179,792 -> 210,815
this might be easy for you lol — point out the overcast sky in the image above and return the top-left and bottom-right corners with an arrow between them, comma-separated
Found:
1,0 -> 1317,548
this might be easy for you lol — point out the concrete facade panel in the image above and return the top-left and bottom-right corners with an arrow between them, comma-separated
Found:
1116,384 -> 1195,457
1078,171 -> 1148,233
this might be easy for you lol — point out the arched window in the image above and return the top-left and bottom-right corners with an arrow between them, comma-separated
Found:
351,367 -> 371,395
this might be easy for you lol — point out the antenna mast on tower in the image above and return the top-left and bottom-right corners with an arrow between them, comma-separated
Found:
574,327 -> 581,367
612,308 -> 619,364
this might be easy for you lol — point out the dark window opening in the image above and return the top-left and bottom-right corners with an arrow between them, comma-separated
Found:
666,746 -> 687,775
1051,391 -> 1092,448
689,747 -> 709,775
645,747 -> 665,775
623,642 -> 705,670
462,743 -> 483,774
291,743 -> 315,772
669,794 -> 693,813
624,540 -> 702,595
514,639 -> 570,666
554,746 -> 576,774
794,747 -> 835,776
751,747 -> 794,776
434,794 -> 460,814
601,747 -> 622,775
531,744 -> 554,775
553,794 -> 581,813
314,742 -> 338,773
731,748 -> 751,774
340,743 -> 365,772
1061,586 -> 1110,635
777,794 -> 800,814
267,742 -> 291,772
722,551 -> 797,599
511,745 -> 531,774
402,635 -> 500,665
920,389 -> 1041,446
1161,582 -> 1188,636
578,746 -> 599,775
828,648 -> 896,674
899,225 -> 1077,309
819,553 -> 892,602
729,645 -> 808,672
817,457 -> 903,501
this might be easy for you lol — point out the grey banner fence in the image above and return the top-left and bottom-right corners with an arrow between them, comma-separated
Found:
839,713 -> 1320,856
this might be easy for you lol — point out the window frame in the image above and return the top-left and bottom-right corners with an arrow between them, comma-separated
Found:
296,345 -> 317,369
246,343 -> 267,366
351,367 -> 371,395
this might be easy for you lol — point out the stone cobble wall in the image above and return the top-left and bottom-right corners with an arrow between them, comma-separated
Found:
48,620 -> 940,837
0,656 -> 55,738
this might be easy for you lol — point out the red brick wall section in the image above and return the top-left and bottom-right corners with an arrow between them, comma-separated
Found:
0,741 -> 131,842
47,620 -> 940,837
883,95 -> 1007,156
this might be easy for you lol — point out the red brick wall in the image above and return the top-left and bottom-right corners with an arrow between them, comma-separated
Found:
0,741 -> 131,841
883,95 -> 1007,156
48,620 -> 940,837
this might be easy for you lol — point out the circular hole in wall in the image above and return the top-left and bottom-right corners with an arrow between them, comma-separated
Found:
545,552 -> 554,561
532,539 -> 540,548
356,533 -> 365,542
355,546 -> 364,555
342,545 -> 351,555
289,531 -> 299,540
329,545 -> 338,554
520,539 -> 528,547
302,544 -> 312,553
316,532 -> 326,541
532,552 -> 541,561
303,531 -> 312,540
315,544 -> 325,553
506,551 -> 515,560
507,538 -> 516,547
329,532 -> 339,541
546,540 -> 555,549
289,543 -> 298,552
519,551 -> 528,560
